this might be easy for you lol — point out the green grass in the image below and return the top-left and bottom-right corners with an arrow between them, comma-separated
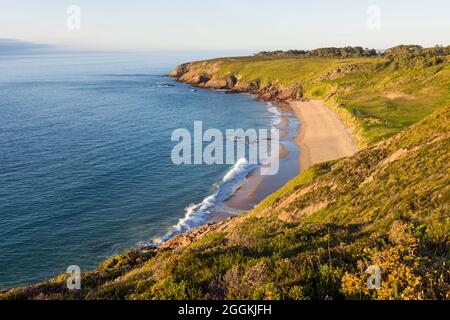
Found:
213,56 -> 370,86
189,52 -> 450,146
1,47 -> 449,301
2,107 -> 448,300
251,162 -> 335,216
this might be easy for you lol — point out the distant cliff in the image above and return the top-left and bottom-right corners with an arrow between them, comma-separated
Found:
170,61 -> 306,102
2,45 -> 449,300
171,45 -> 450,147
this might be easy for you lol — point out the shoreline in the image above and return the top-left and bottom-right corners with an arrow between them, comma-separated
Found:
158,94 -> 360,250
223,104 -> 299,212
222,99 -> 359,214
161,67 -> 361,244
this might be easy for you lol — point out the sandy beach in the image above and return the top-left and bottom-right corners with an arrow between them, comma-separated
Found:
290,100 -> 359,171
224,99 -> 358,213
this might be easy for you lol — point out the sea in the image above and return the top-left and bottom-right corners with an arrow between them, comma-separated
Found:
0,52 -> 287,289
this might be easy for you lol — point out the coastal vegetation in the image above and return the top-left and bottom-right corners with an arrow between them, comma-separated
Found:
172,45 -> 450,147
256,46 -> 379,58
1,45 -> 449,300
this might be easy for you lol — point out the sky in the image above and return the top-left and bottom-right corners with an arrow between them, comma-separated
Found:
1,0 -> 449,53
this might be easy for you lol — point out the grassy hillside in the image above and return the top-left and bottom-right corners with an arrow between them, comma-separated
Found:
2,106 -> 448,300
1,46 -> 448,300
173,45 -> 450,147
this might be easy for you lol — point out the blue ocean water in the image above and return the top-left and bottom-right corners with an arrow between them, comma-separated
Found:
0,53 -> 277,288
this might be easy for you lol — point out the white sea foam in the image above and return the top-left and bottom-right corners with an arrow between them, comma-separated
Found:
267,103 -> 282,126
160,158 -> 257,242
146,103 -> 283,246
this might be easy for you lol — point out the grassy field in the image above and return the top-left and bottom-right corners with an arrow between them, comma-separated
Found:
188,48 -> 450,146
209,56 -> 369,85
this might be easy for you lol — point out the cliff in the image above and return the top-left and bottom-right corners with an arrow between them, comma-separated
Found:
169,61 -> 306,102
1,46 -> 449,300
170,46 -> 450,147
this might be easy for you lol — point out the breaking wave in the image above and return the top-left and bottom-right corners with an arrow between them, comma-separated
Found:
267,103 -> 282,126
146,103 -> 283,246
160,158 -> 257,242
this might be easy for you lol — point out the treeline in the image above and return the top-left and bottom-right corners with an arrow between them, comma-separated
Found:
256,49 -> 308,56
256,45 -> 450,63
383,45 -> 450,67
256,46 -> 379,58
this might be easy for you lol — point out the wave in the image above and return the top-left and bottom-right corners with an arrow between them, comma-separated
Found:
155,84 -> 175,88
159,158 -> 257,242
103,73 -> 164,78
144,104 -> 283,247
213,89 -> 229,93
267,103 -> 282,126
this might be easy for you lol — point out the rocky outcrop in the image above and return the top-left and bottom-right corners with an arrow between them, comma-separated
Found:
159,217 -> 234,251
319,64 -> 359,80
170,62 -> 306,102
169,63 -> 191,78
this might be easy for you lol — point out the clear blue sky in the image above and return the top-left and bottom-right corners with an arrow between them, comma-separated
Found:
1,0 -> 449,52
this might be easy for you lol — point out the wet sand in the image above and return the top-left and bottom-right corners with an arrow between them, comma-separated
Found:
224,104 -> 300,211
223,99 -> 358,212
